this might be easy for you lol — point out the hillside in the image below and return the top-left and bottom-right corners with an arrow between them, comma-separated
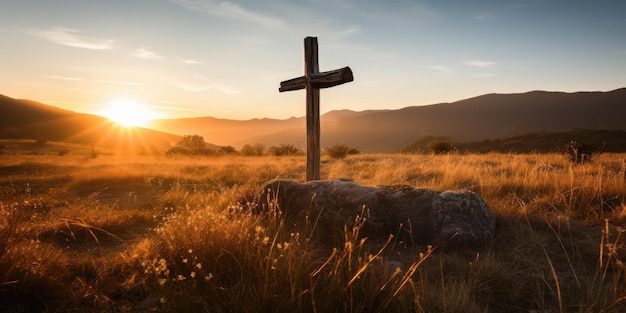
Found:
149,116 -> 304,147
3,88 -> 625,153
0,94 -> 182,152
399,129 -> 626,154
151,88 -> 626,153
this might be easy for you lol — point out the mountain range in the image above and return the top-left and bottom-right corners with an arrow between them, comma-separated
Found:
1,88 -> 625,153
150,88 -> 626,152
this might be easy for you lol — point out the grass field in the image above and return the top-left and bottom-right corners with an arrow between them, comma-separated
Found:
1,140 -> 625,312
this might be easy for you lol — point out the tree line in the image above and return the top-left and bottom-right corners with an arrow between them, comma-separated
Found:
166,135 -> 360,159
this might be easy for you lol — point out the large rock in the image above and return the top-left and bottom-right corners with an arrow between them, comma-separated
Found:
258,180 -> 496,248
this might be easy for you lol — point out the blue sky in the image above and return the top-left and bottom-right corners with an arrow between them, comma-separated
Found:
1,0 -> 625,120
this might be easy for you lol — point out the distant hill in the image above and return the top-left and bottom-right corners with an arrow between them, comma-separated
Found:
0,94 -> 182,152
151,88 -> 626,152
149,116 -> 304,148
4,88 -> 625,153
399,129 -> 626,154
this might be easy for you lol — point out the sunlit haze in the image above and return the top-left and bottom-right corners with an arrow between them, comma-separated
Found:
100,98 -> 162,127
1,1 -> 625,120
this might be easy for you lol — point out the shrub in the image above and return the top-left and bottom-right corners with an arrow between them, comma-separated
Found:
268,144 -> 301,156
564,140 -> 597,164
167,135 -> 219,156
219,145 -> 238,155
177,135 -> 208,150
428,139 -> 454,154
326,143 -> 359,159
240,143 -> 265,156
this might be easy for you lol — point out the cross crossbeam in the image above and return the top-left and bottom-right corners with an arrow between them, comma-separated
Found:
279,37 -> 354,181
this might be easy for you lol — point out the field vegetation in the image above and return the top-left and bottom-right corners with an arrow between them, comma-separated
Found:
1,139 -> 625,312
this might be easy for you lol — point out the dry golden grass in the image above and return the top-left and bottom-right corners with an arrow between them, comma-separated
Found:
0,140 -> 625,312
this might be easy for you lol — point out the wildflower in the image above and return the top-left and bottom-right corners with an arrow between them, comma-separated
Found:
262,236 -> 270,245
205,273 -> 214,281
183,258 -> 188,263
196,263 -> 202,269
190,271 -> 196,278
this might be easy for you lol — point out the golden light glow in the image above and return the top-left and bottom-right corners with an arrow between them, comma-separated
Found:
100,99 -> 160,127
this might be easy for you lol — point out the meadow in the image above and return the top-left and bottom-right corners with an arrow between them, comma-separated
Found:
1,140 -> 625,312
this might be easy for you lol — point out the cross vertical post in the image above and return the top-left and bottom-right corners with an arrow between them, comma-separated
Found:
305,37 -> 320,181
279,36 -> 353,181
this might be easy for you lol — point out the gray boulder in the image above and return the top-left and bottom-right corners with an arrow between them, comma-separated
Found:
258,180 -> 496,248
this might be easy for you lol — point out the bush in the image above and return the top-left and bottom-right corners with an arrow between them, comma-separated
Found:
240,143 -> 265,156
219,145 -> 238,155
428,139 -> 454,154
268,144 -> 301,156
564,140 -> 597,164
177,135 -> 208,150
325,143 -> 359,159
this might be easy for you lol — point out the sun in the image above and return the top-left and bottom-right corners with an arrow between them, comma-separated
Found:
100,99 -> 159,127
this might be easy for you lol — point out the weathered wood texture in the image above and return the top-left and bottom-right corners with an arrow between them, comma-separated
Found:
279,67 -> 354,92
279,37 -> 354,181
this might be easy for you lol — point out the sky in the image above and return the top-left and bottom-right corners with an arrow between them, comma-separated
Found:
1,0 -> 625,120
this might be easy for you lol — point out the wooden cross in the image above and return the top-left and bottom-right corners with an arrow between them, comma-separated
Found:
279,36 -> 353,181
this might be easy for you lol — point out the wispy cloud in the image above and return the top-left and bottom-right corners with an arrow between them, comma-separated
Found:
508,4 -> 532,10
463,60 -> 497,68
474,73 -> 498,78
47,75 -> 143,86
336,25 -> 361,38
133,48 -> 163,60
430,65 -> 451,72
178,57 -> 202,64
95,80 -> 145,86
28,27 -> 114,50
473,13 -> 494,20
168,0 -> 286,29
173,75 -> 239,94
47,75 -> 86,81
